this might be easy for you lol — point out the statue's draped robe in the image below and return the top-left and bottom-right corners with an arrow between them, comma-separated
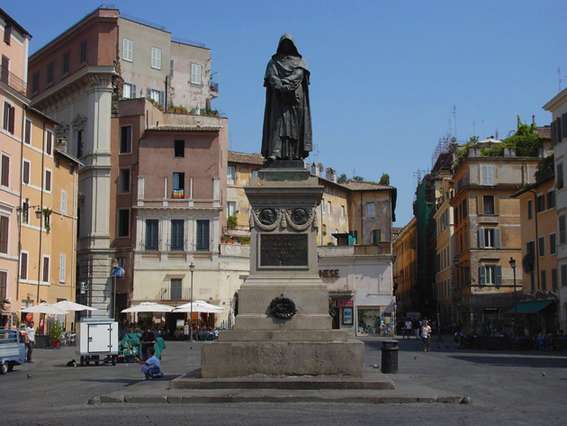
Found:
262,35 -> 312,160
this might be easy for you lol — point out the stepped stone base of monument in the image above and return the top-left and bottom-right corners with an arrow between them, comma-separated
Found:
201,338 -> 365,378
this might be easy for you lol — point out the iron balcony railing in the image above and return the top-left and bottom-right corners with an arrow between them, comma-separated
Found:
0,65 -> 27,95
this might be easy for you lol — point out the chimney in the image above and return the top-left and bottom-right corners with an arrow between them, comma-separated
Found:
325,167 -> 337,183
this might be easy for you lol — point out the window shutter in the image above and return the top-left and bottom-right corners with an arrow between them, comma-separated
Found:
495,266 -> 502,287
478,229 -> 485,248
494,229 -> 501,248
59,254 -> 66,282
558,117 -> 563,142
563,113 -> 567,136
0,216 -> 8,253
20,252 -> 28,279
9,105 -> 15,133
479,267 -> 485,285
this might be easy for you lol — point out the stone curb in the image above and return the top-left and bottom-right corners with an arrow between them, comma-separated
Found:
92,393 -> 468,405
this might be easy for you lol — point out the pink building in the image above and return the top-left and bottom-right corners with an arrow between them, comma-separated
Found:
0,9 -> 31,319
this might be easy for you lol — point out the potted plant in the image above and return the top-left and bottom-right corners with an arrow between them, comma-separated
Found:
48,322 -> 64,349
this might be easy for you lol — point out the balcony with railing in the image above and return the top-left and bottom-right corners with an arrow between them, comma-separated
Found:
1,65 -> 27,96
158,286 -> 191,302
171,189 -> 186,199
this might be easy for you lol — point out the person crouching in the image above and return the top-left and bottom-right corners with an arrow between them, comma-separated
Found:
141,346 -> 163,379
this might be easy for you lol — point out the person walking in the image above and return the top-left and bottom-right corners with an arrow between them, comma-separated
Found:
403,319 -> 413,339
421,320 -> 432,352
25,321 -> 35,362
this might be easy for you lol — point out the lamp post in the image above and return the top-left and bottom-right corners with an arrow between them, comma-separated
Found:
509,257 -> 517,333
189,261 -> 195,341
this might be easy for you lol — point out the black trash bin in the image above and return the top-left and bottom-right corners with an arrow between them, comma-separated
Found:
381,340 -> 399,374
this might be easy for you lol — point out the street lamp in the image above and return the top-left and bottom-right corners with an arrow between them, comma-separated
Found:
509,257 -> 517,332
189,261 -> 195,341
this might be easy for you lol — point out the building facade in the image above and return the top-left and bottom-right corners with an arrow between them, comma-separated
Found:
545,89 -> 567,331
393,217 -> 417,320
451,145 -> 539,331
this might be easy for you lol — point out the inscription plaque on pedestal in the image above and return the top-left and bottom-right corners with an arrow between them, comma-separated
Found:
259,233 -> 308,268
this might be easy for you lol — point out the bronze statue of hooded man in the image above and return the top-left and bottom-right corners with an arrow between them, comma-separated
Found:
262,34 -> 312,162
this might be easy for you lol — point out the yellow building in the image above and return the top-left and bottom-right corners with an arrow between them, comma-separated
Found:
18,108 -> 79,328
393,218 -> 417,318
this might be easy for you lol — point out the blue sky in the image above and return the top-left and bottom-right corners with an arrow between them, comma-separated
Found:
4,0 -> 566,225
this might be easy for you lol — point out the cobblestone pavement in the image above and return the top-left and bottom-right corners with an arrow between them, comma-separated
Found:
0,337 -> 566,425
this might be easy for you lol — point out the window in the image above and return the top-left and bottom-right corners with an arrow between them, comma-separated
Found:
560,215 -> 566,244
44,169 -> 51,191
481,164 -> 495,186
3,101 -> 15,134
227,201 -> 237,217
547,191 -> 556,209
527,200 -> 533,220
22,160 -> 30,185
483,195 -> 495,215
145,219 -> 159,250
122,82 -> 136,99
170,278 -> 182,300
60,190 -> 67,214
548,234 -> 557,257
62,52 -> 70,74
32,72 -> 39,94
479,227 -> 499,248
562,264 -> 567,287
196,220 -> 210,251
536,194 -> 545,212
4,24 -> 11,45
0,271 -> 6,302
21,199 -> 29,224
120,126 -> 132,153
151,47 -> 161,69
557,163 -> 564,189
45,130 -> 53,155
372,229 -> 382,245
24,119 -> 31,144
117,209 -> 129,237
20,252 -> 28,279
227,166 -> 236,184
0,215 -> 8,254
341,205 -> 346,220
174,140 -> 185,157
171,220 -> 184,251
365,202 -> 375,218
122,38 -> 133,62
79,40 -> 87,64
76,130 -> 83,158
1,154 -> 9,187
47,62 -> 54,84
173,172 -> 185,191
59,254 -> 66,283
119,168 -> 130,193
541,270 -> 547,290
42,256 -> 50,283
478,264 -> 502,286
149,89 -> 162,105
191,63 -> 202,85
552,269 -> 558,291
538,237 -> 545,256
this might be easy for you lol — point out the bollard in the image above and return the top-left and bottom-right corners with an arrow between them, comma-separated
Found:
381,340 -> 399,374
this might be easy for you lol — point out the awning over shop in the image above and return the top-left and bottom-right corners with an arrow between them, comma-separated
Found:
509,300 -> 553,314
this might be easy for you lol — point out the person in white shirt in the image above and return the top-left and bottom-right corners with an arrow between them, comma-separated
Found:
25,321 -> 35,362
421,321 -> 432,352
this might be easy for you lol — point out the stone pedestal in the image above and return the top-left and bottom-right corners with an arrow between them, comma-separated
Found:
201,166 -> 364,378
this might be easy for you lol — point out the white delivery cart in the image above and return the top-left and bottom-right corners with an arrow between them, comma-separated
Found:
79,319 -> 118,366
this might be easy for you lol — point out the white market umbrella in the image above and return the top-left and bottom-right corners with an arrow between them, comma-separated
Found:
173,300 -> 225,314
21,303 -> 67,315
53,300 -> 97,312
121,302 -> 174,313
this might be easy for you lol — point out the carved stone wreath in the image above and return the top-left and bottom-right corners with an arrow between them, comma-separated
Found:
267,296 -> 297,320
251,207 -> 317,232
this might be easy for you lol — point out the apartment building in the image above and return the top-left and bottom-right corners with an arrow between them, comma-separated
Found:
28,7 -> 222,316
393,217 -> 417,320
545,89 -> 567,331
0,8 -> 29,324
451,141 -> 539,330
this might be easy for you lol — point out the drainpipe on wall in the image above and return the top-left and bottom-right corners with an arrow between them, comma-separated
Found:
16,107 -> 26,300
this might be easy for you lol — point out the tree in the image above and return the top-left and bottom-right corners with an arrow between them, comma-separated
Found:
352,176 -> 364,182
337,174 -> 348,183
378,173 -> 390,185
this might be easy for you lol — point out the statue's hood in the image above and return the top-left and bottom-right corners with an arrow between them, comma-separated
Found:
276,33 -> 301,57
